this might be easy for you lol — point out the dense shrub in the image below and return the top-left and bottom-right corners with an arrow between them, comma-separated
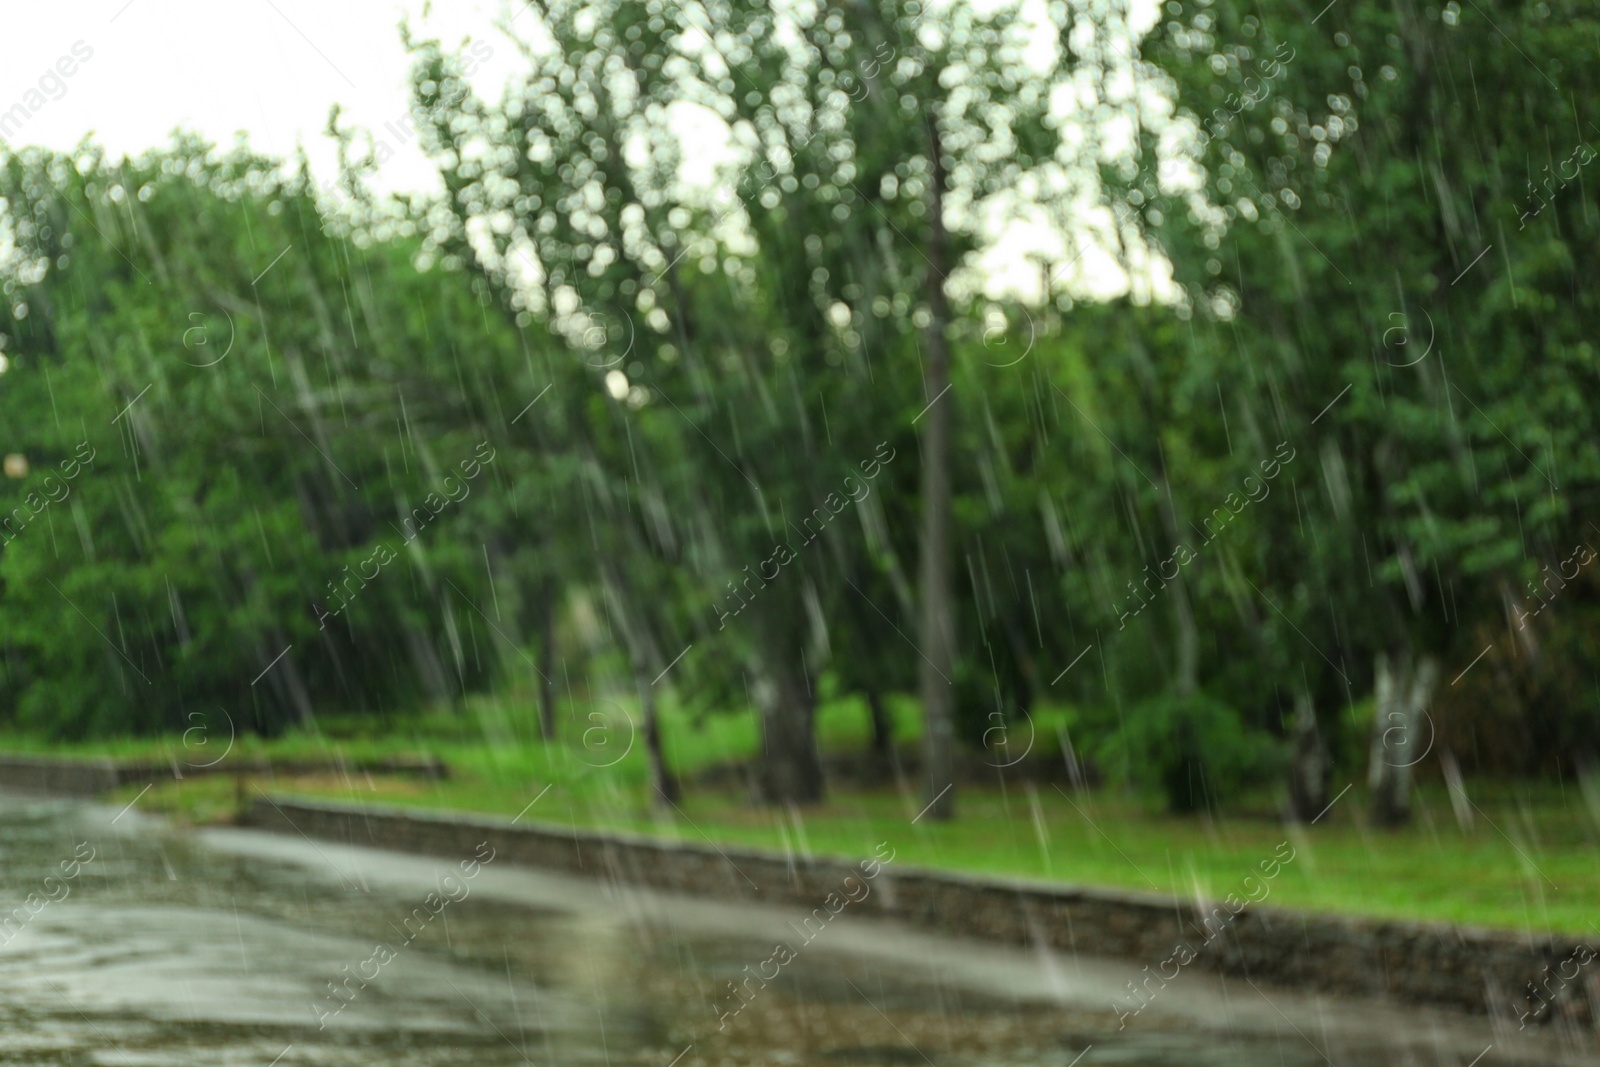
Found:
1094,692 -> 1280,812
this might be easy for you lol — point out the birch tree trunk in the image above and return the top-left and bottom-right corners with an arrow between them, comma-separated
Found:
1368,653 -> 1439,826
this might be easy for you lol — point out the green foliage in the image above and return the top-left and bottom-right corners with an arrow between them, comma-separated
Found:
0,140 -> 515,737
1438,602 -> 1600,774
1093,692 -> 1281,813
1103,0 -> 1600,771
4,0 -> 1600,810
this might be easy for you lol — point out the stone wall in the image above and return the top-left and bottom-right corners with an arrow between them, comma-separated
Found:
0,756 -> 125,796
0,755 -> 445,797
242,795 -> 1581,1016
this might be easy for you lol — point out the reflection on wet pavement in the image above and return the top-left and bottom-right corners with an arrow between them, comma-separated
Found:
0,794 -> 1584,1066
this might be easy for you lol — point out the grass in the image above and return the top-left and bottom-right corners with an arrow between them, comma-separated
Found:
17,690 -> 1600,937
1,687 -> 932,786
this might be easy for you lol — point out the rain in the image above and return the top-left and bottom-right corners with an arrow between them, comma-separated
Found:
0,0 -> 1596,1064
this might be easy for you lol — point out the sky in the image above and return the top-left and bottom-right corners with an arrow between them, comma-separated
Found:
0,0 -> 1166,303
0,0 -> 517,198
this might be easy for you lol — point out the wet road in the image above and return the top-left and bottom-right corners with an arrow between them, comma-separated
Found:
0,793 -> 1584,1066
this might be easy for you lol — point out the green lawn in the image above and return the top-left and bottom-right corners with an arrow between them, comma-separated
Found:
14,690 -> 1600,937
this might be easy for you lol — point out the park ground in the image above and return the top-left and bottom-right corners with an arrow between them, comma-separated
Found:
8,691 -> 1596,937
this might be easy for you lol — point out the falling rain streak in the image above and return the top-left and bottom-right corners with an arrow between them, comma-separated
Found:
0,0 -> 1595,1064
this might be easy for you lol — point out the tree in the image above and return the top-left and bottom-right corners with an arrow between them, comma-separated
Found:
1132,0 -> 1600,819
401,0 -> 1135,809
0,139 -> 517,736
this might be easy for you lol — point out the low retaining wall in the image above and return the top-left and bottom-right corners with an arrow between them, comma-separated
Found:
0,756 -> 125,796
243,795 -> 1584,1017
0,755 -> 446,797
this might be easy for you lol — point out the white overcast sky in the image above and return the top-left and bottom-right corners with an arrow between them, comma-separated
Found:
0,0 -> 1167,302
0,0 -> 519,196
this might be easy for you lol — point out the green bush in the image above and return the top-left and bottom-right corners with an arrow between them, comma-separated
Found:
1095,692 -> 1280,813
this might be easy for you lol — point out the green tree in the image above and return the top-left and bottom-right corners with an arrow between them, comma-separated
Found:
0,140 -> 517,737
1132,0 -> 1600,819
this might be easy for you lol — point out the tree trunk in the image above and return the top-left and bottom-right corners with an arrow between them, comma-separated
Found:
1169,570 -> 1201,699
537,579 -> 557,742
636,668 -> 679,806
918,112 -> 956,822
1286,690 -> 1329,822
1126,326 -> 1200,699
754,653 -> 824,804
1368,656 -> 1406,825
1368,653 -> 1439,826
596,558 -> 679,806
866,688 -> 894,777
